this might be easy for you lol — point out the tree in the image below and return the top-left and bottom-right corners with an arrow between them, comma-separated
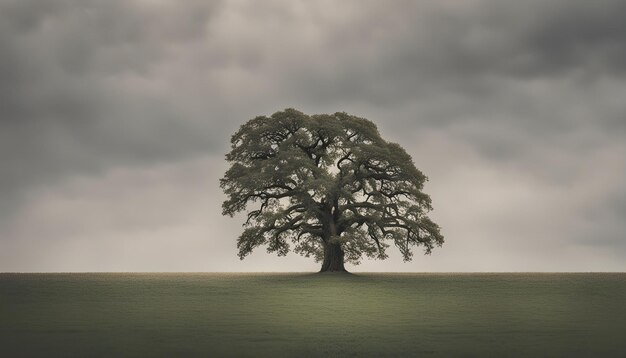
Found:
220,109 -> 443,272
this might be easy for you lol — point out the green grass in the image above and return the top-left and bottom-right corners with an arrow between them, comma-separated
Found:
1,273 -> 625,357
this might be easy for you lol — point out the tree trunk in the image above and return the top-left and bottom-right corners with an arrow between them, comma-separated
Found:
319,242 -> 347,272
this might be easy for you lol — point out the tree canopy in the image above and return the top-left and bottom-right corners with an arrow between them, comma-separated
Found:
220,109 -> 443,272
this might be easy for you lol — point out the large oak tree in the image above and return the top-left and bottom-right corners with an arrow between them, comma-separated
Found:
220,109 -> 443,272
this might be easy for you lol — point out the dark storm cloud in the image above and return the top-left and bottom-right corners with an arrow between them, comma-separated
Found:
0,0 -> 624,271
279,1 -> 626,90
268,0 -> 626,168
0,0 -> 228,217
522,1 -> 626,77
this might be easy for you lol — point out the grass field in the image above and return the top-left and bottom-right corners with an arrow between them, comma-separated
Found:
1,273 -> 625,357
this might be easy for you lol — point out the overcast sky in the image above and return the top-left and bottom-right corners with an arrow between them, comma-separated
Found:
1,0 -> 625,272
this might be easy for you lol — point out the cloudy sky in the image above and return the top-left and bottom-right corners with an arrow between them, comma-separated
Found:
1,0 -> 625,272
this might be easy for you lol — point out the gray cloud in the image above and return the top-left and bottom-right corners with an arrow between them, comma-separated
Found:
0,0 -> 624,271
0,0 -> 229,217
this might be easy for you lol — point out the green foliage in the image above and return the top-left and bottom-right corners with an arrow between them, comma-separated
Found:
220,108 -> 444,264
